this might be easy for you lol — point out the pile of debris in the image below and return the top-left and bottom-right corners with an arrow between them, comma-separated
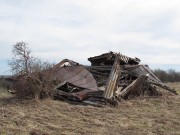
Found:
51,51 -> 178,106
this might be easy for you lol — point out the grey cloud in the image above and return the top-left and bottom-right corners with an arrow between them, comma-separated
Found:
0,0 -> 180,75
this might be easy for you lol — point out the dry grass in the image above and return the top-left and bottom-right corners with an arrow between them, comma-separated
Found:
0,83 -> 180,135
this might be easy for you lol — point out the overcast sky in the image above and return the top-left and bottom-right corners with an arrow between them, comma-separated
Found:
0,0 -> 180,75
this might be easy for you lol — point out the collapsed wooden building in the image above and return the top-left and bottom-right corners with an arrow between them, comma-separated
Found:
52,51 -> 178,106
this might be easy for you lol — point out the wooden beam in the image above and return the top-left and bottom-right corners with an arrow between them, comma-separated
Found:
103,54 -> 121,99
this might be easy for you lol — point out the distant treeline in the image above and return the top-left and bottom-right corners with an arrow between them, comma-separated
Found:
154,69 -> 180,82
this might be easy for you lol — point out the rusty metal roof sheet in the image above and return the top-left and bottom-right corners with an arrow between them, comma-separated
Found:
50,59 -> 98,101
50,65 -> 97,91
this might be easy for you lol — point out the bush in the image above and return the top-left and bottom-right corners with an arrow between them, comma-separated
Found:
9,42 -> 54,99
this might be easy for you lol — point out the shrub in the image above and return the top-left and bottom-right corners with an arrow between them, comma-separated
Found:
9,42 -> 54,99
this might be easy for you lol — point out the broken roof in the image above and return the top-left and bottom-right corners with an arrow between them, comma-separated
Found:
50,59 -> 98,101
88,51 -> 141,66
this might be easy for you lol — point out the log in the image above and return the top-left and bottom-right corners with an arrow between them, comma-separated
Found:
119,75 -> 147,98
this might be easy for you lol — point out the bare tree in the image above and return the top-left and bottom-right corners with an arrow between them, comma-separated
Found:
9,42 -> 54,99
9,42 -> 35,76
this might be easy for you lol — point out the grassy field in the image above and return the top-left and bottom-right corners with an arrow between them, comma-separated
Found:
0,83 -> 180,135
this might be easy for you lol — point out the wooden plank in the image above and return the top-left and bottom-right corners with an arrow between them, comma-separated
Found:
103,54 -> 121,99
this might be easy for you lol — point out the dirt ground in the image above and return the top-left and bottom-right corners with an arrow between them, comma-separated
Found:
0,83 -> 180,135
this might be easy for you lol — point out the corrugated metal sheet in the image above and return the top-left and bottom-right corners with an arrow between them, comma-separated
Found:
50,65 -> 97,91
50,59 -> 98,101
